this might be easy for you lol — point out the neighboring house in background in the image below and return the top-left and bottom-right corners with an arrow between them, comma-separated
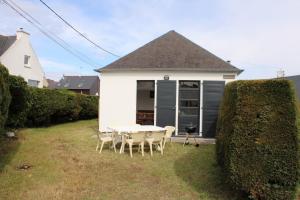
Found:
285,75 -> 300,100
56,76 -> 99,95
97,30 -> 243,138
46,78 -> 58,89
0,28 -> 45,88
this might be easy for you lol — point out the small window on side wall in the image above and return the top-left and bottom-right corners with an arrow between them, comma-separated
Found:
24,55 -> 31,67
28,79 -> 39,87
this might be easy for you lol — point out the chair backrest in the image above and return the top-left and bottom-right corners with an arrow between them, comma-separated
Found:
129,132 -> 146,142
149,131 -> 165,141
164,126 -> 175,138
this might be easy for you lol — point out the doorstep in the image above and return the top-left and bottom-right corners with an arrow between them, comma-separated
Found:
171,136 -> 215,144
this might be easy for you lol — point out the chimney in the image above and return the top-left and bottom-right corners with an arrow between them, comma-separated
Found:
277,69 -> 285,78
16,28 -> 30,40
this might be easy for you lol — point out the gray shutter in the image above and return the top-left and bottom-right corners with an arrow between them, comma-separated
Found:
202,81 -> 225,138
156,80 -> 176,127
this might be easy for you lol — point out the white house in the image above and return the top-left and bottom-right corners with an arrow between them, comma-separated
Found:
0,29 -> 45,88
97,31 -> 242,138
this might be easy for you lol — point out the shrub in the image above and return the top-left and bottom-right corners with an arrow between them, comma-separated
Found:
216,80 -> 298,200
25,88 -> 98,126
6,75 -> 30,128
78,94 -> 98,119
26,89 -> 81,126
51,90 -> 81,124
0,64 -> 11,134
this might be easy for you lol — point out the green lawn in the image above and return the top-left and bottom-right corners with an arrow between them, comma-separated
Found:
0,119 -> 248,200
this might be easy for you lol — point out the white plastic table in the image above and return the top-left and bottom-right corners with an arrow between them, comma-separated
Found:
107,125 -> 166,153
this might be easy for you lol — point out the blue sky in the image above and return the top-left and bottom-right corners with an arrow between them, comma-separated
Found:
1,0 -> 300,80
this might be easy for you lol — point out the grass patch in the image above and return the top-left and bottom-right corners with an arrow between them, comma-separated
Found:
0,120 -> 272,199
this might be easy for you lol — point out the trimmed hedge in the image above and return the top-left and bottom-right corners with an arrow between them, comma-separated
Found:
0,64 -> 11,134
6,75 -> 30,128
78,94 -> 98,119
26,88 -> 98,126
216,80 -> 298,200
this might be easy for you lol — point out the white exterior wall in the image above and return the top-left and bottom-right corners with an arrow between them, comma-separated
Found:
0,31 -> 44,88
99,71 -> 237,132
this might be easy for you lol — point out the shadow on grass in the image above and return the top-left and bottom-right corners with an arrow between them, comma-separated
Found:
174,145 -> 247,200
0,134 -> 20,172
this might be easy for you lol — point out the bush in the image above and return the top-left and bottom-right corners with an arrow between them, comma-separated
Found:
6,75 -> 30,128
216,80 -> 298,200
26,89 -> 80,126
26,88 -> 98,126
0,64 -> 11,134
78,95 -> 98,119
50,90 -> 81,124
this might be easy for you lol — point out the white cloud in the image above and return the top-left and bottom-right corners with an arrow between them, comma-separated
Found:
39,58 -> 98,81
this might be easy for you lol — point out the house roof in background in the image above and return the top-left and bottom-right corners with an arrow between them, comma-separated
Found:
56,76 -> 99,90
97,30 -> 242,74
0,35 -> 16,56
46,79 -> 58,89
285,75 -> 300,99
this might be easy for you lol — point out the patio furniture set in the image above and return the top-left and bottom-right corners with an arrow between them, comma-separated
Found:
96,125 -> 175,157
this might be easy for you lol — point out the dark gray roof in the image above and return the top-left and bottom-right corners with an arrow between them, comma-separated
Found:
0,35 -> 16,56
285,75 -> 300,100
56,76 -> 99,90
97,30 -> 242,74
46,79 -> 58,89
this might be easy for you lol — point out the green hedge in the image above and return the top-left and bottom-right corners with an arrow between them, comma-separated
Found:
0,64 -> 11,134
78,95 -> 98,119
26,88 -> 98,126
216,80 -> 298,200
6,75 -> 30,128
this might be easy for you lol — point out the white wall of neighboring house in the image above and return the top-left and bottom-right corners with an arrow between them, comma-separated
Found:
0,30 -> 44,88
99,71 -> 237,132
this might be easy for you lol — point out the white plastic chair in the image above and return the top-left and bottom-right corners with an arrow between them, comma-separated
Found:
123,132 -> 145,158
96,130 -> 117,154
145,131 -> 165,156
163,126 -> 176,149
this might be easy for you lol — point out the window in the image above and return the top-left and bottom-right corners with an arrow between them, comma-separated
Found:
180,81 -> 199,89
28,79 -> 39,87
223,74 -> 235,79
24,55 -> 31,66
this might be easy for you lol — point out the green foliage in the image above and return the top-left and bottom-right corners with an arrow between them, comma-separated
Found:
78,95 -> 98,119
6,75 -> 30,128
0,64 -> 11,134
216,80 -> 298,200
26,88 -> 98,126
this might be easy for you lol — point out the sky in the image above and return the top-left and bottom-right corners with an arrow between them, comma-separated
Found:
0,0 -> 300,81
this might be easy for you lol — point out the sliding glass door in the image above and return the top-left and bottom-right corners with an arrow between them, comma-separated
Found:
178,81 -> 200,135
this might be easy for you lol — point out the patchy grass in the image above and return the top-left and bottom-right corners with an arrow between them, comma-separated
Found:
0,120 -> 251,199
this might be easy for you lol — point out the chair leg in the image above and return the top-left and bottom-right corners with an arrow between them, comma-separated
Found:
160,141 -> 163,155
141,142 -> 144,157
99,141 -> 105,154
149,141 -> 153,156
120,141 -> 125,154
129,143 -> 133,158
96,140 -> 100,151
112,140 -> 116,153
120,135 -> 125,154
163,139 -> 166,149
